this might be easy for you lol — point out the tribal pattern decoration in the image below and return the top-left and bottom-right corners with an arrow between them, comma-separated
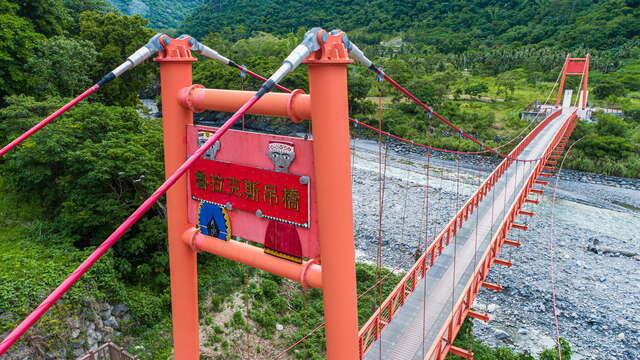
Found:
263,221 -> 302,263
264,140 -> 303,263
197,201 -> 231,241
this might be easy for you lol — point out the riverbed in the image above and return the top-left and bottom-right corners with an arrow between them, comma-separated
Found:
350,137 -> 640,360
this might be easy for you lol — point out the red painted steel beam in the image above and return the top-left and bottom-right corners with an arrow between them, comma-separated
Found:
185,228 -> 322,289
525,199 -> 540,205
518,210 -> 534,216
482,282 -> 503,292
512,223 -> 529,231
531,189 -> 544,194
468,310 -> 490,322
450,345 -> 474,359
504,239 -> 522,247
180,87 -> 312,121
534,180 -> 549,185
494,258 -> 513,267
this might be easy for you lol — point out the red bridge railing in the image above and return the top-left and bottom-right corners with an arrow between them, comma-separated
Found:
424,110 -> 577,359
358,109 -> 565,357
77,342 -> 137,360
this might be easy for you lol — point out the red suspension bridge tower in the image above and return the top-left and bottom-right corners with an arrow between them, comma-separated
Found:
556,54 -> 590,110
158,31 -> 360,359
0,27 -> 580,360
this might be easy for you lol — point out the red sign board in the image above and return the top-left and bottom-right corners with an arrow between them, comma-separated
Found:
189,158 -> 310,227
186,125 -> 319,259
566,60 -> 586,74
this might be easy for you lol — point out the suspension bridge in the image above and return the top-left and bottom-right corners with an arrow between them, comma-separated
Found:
0,28 -> 590,360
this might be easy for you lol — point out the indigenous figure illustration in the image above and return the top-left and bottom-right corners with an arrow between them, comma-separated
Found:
197,202 -> 231,241
198,132 -> 220,160
267,141 -> 295,172
264,140 -> 303,263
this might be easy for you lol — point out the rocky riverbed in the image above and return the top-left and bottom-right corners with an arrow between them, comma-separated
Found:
350,137 -> 640,360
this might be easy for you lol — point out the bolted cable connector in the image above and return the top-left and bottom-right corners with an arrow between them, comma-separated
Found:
342,36 -> 387,80
111,33 -> 166,78
178,34 -> 231,65
259,27 -> 324,97
343,38 -> 373,68
239,65 -> 247,78
376,67 -> 385,82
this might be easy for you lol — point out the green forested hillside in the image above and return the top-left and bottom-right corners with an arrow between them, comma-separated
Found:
0,0 -> 639,358
184,0 -> 639,50
181,0 -> 640,177
108,0 -> 202,30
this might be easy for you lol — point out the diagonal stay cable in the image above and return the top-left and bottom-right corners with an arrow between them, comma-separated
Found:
0,34 -> 167,158
0,28 -> 326,355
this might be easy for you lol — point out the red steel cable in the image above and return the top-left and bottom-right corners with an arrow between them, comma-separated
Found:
231,49 -> 566,165
0,85 -> 100,158
0,95 -> 262,355
350,118 -> 490,155
452,157 -> 461,314
241,66 -> 494,155
380,73 -> 549,162
271,322 -> 326,360
237,63 -> 559,162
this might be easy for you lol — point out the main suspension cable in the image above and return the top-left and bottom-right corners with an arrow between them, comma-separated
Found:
346,40 -> 567,162
194,41 -> 561,161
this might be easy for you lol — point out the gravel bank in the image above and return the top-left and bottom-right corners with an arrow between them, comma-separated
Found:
351,138 -> 640,360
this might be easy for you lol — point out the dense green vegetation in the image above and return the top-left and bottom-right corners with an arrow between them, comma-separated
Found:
185,0 -> 637,48
0,0 -> 636,358
182,0 -> 640,177
447,321 -> 572,360
108,0 -> 202,31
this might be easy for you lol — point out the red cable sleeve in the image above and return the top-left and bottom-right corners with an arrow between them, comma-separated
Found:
0,95 -> 261,355
0,85 -> 100,158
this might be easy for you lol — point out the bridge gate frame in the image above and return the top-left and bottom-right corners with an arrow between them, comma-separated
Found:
156,32 -> 360,360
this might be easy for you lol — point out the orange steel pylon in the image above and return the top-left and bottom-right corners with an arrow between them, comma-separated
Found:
157,31 -> 360,360
155,36 -> 200,360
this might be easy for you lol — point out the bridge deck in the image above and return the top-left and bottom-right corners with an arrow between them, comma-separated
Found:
363,111 -> 572,360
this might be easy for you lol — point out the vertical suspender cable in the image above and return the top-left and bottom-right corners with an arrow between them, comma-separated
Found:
421,111 -> 433,358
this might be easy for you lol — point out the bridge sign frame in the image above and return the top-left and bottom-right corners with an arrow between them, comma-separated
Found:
156,31 -> 359,360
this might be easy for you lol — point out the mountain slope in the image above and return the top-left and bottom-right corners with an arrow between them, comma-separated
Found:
108,0 -> 202,30
182,0 -> 639,52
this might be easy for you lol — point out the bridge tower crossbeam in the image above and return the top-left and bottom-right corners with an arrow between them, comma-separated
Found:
555,54 -> 590,110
